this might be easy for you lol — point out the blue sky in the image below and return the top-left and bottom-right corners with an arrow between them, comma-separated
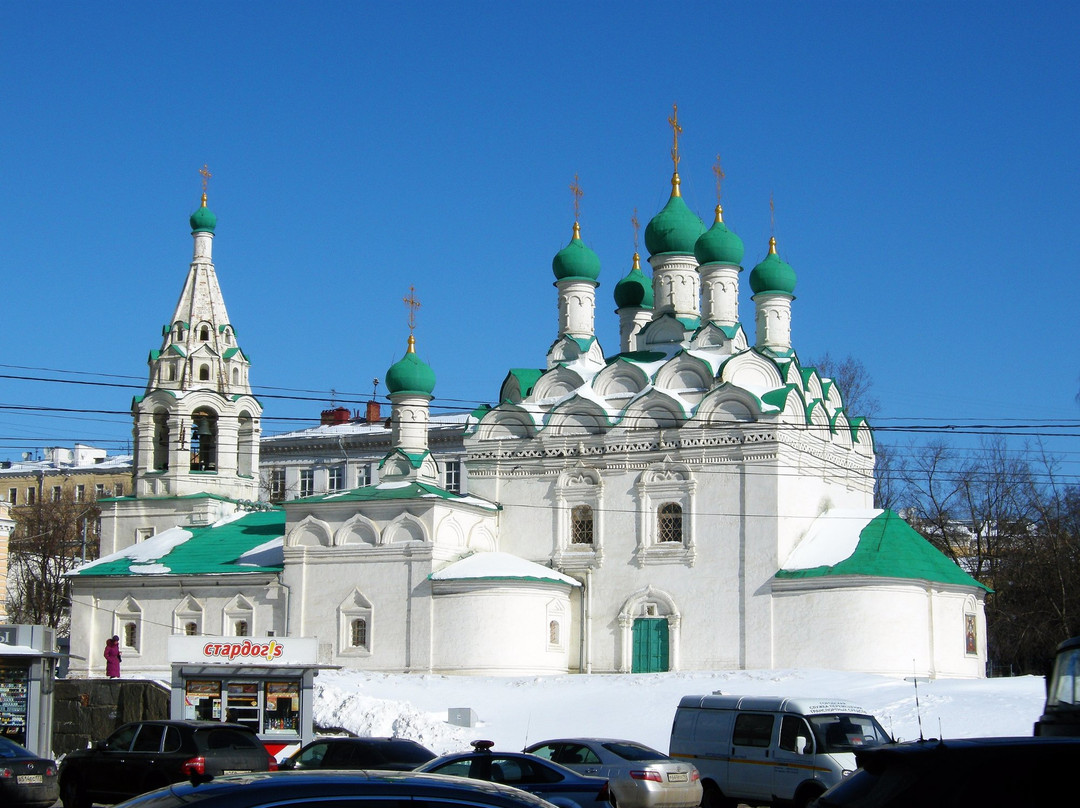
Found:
3,2 -> 1078,482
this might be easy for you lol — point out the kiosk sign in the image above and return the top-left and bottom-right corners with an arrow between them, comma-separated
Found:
169,635 -> 318,666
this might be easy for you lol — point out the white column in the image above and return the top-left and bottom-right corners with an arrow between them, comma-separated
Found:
754,293 -> 793,352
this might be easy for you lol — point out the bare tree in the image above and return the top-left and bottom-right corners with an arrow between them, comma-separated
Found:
806,351 -> 881,419
804,352 -> 891,507
8,490 -> 100,633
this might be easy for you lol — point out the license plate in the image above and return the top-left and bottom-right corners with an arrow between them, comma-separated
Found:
17,774 -> 43,784
222,770 -> 251,775
667,772 -> 688,782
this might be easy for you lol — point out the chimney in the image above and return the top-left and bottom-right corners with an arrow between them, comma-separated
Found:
366,400 -> 381,423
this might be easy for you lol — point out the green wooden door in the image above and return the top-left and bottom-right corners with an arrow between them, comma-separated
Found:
632,618 -> 670,672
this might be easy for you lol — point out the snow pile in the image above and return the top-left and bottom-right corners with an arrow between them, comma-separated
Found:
311,668 -> 1048,756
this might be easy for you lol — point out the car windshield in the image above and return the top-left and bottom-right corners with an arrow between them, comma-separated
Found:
601,741 -> 668,761
809,714 -> 891,753
1047,646 -> 1080,707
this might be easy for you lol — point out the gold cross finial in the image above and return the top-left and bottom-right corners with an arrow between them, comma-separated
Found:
769,192 -> 776,238
713,155 -> 725,202
199,164 -> 212,207
713,155 -> 726,222
668,104 -> 682,172
631,208 -> 640,253
570,174 -> 583,223
403,286 -> 421,336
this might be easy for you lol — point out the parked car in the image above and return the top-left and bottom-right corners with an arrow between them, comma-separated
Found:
670,694 -> 892,808
811,736 -> 1080,808
417,740 -> 613,808
0,736 -> 59,808
280,736 -> 436,771
111,770 -> 561,808
524,738 -> 700,808
1035,634 -> 1080,735
59,720 -> 276,808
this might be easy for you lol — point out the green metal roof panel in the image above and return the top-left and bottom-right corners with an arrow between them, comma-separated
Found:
72,509 -> 284,577
507,369 -> 544,397
775,510 -> 989,591
299,480 -> 500,510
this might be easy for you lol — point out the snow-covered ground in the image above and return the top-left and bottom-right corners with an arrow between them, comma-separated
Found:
311,669 -> 1048,756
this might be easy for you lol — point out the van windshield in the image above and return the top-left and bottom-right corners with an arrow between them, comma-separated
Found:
809,714 -> 891,753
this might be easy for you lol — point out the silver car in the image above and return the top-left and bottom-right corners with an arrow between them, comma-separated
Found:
524,739 -> 701,808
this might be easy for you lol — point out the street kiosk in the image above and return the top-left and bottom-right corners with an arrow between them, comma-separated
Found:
0,624 -> 57,757
168,635 -> 320,759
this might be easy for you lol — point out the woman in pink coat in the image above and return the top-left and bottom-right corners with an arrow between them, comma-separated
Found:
104,635 -> 121,678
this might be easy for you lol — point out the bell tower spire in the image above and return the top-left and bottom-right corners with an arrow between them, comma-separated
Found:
131,168 -> 262,501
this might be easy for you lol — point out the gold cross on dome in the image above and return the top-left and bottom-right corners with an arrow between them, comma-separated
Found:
631,208 -> 640,253
403,286 -> 421,335
668,104 -> 682,171
713,155 -> 725,203
570,174 -> 583,223
770,192 -> 776,237
199,164 -> 212,193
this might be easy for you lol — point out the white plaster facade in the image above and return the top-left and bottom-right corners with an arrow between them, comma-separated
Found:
68,167 -> 989,682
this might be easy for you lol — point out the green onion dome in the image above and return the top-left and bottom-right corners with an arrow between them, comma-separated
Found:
644,174 -> 705,256
552,222 -> 601,282
694,205 -> 744,266
749,237 -> 797,296
385,335 -> 436,396
613,252 -> 654,309
190,193 -> 217,234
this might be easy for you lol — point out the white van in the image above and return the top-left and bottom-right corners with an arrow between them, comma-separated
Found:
669,694 -> 892,808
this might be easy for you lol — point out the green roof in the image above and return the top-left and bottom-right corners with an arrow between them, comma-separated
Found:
72,509 -> 284,577
645,191 -> 705,256
506,368 -> 544,398
694,207 -> 745,266
298,481 -> 500,510
775,510 -> 990,591
552,222 -> 601,282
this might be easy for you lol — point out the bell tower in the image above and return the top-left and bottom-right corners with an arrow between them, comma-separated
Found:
131,167 -> 262,501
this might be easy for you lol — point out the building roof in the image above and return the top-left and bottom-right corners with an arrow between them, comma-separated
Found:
297,480 -> 500,511
70,509 -> 284,577
430,551 -> 580,586
775,509 -> 990,591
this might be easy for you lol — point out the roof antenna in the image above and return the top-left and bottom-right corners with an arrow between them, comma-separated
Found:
905,660 -> 926,741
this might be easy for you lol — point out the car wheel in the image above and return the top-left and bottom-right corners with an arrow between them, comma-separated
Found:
793,783 -> 826,808
700,782 -> 733,808
61,777 -> 91,808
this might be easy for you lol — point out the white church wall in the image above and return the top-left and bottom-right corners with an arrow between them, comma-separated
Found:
430,583 -> 574,675
67,577 -> 283,679
771,579 -> 986,678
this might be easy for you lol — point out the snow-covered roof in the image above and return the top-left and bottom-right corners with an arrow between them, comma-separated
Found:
430,551 -> 581,586
777,509 -> 989,590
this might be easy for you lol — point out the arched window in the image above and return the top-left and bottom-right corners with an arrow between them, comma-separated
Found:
190,409 -> 218,471
199,325 -> 210,341
657,503 -> 683,543
232,367 -> 240,385
549,620 -> 560,645
350,618 -> 368,649
234,620 -> 249,637
165,364 -> 176,381
199,364 -> 210,381
571,505 -> 594,544
152,411 -> 170,470
174,324 -> 184,341
124,622 -> 138,649
184,622 -> 198,636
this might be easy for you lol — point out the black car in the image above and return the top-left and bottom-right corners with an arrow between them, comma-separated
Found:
111,770 -> 561,808
418,741 -> 612,808
811,735 -> 1080,808
280,736 -> 435,771
59,720 -> 276,808
0,736 -> 59,808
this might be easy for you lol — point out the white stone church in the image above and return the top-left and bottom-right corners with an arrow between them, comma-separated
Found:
68,147 -> 989,680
